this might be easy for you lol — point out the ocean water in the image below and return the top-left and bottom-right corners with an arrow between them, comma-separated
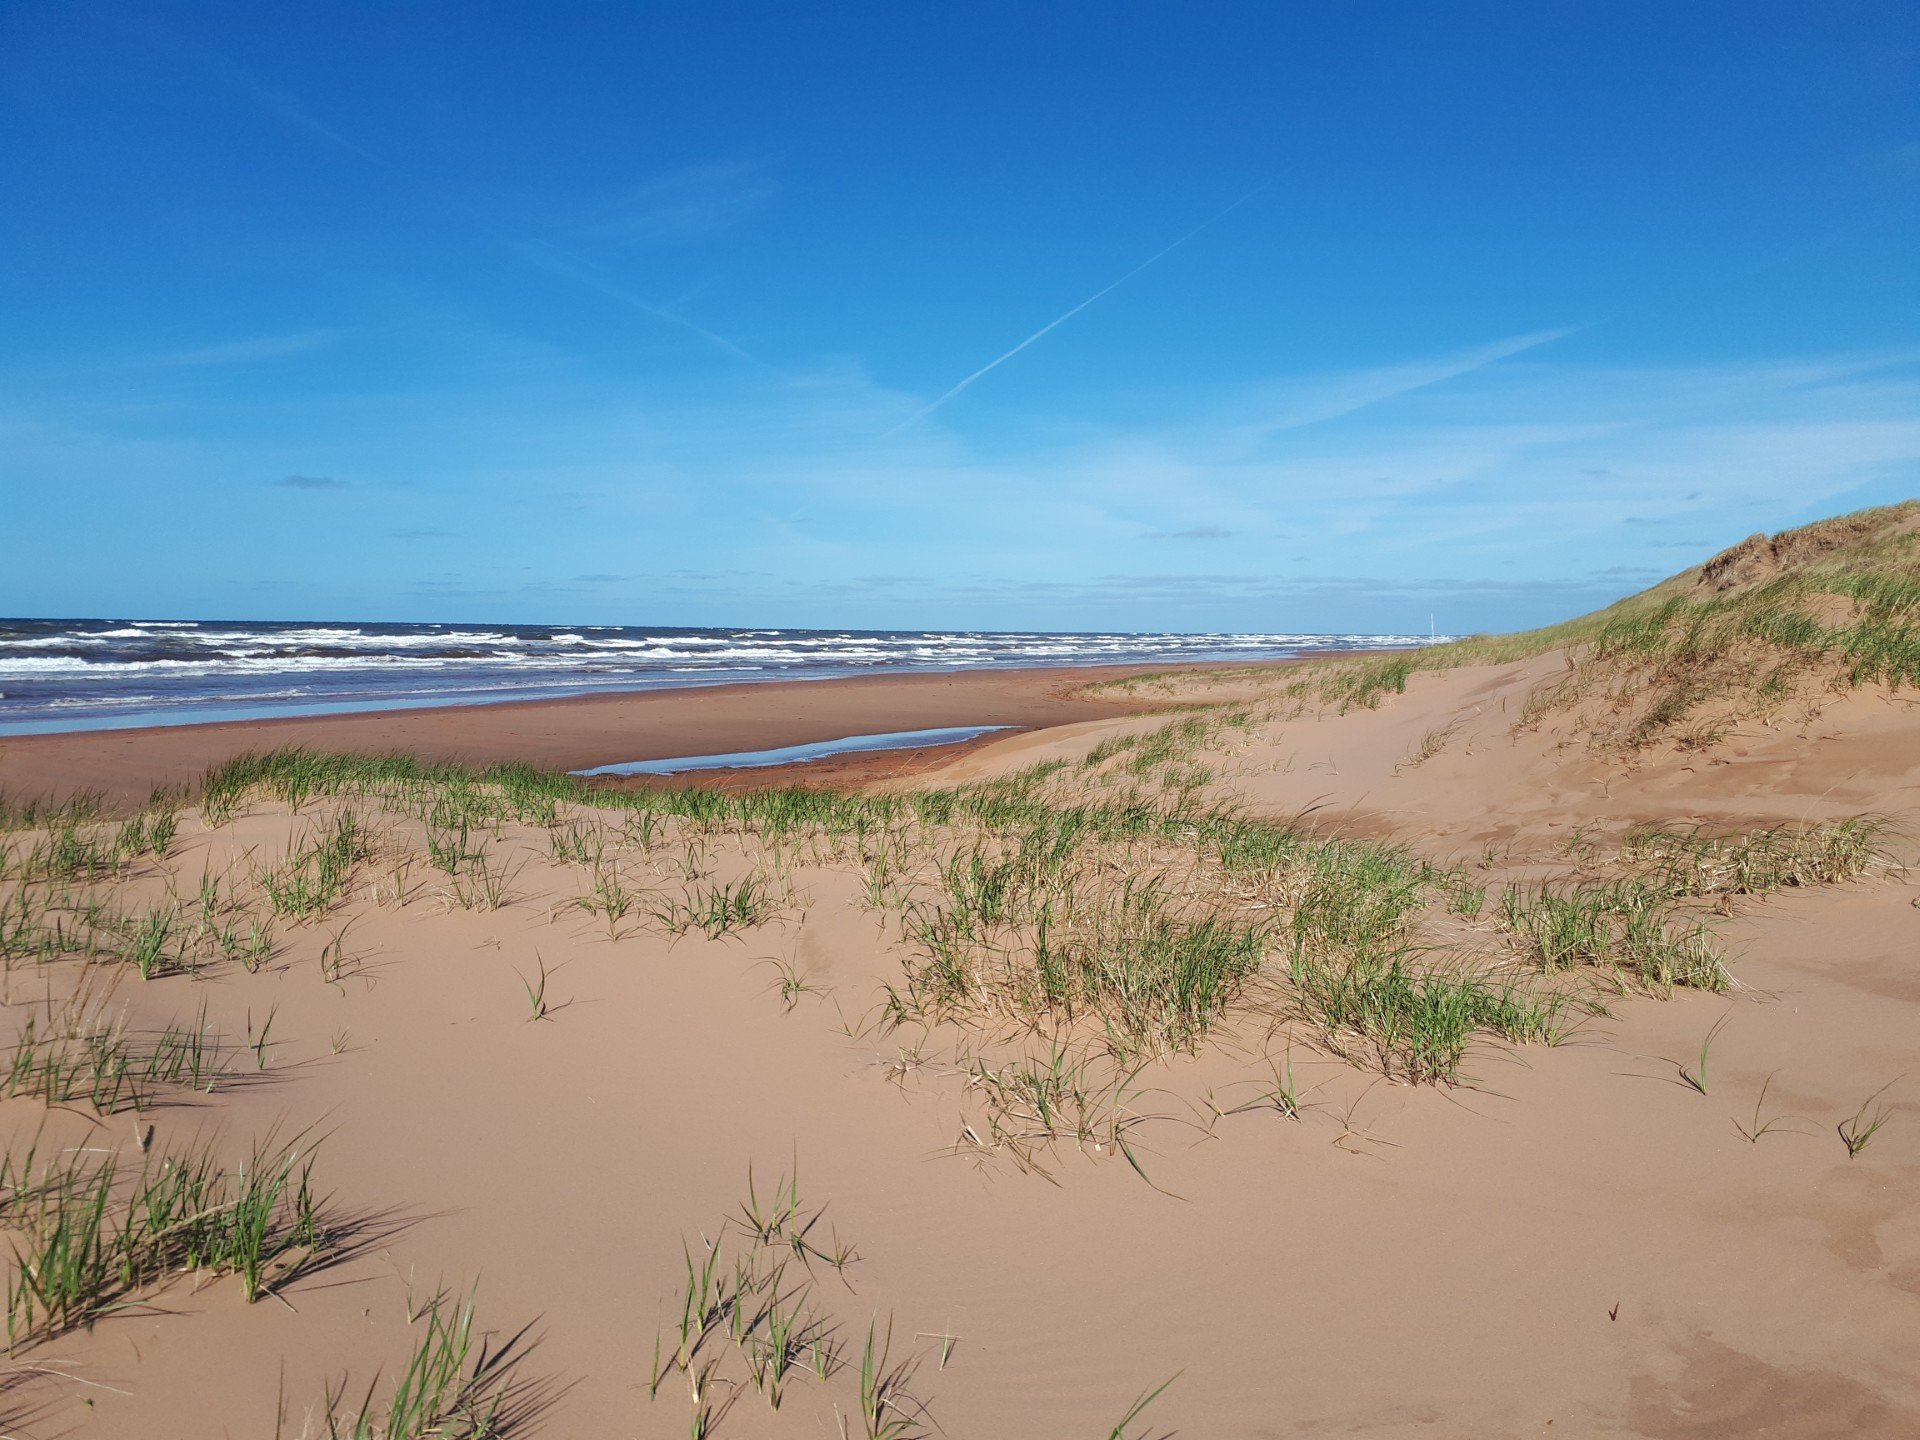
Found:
573,726 -> 1018,776
0,618 -> 1435,736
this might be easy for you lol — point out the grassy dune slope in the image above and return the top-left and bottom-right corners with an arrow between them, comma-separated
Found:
0,505 -> 1916,1437
1105,499 -> 1920,746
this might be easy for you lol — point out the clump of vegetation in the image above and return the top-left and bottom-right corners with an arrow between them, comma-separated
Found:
652,875 -> 777,939
2,1000 -> 228,1114
1619,817 -> 1890,900
1837,1081 -> 1900,1159
316,1283 -> 528,1440
2,1132 -> 331,1348
0,802 -> 179,888
951,1044 -> 1159,1178
1289,954 -> 1569,1083
254,809 -> 374,920
896,850 -> 1269,1056
650,1165 -> 869,1432
0,870 -> 266,979
1497,881 -> 1730,992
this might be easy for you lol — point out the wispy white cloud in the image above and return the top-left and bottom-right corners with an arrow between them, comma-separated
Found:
157,330 -> 346,367
1145,525 -> 1236,541
1863,140 -> 1920,178
583,160 -> 778,244
1215,327 -> 1577,450
129,21 -> 764,366
10,336 -> 1920,629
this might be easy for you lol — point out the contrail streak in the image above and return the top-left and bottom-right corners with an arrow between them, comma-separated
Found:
887,184 -> 1268,434
504,241 -> 768,367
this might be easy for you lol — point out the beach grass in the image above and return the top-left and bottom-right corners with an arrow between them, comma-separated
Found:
5,503 -> 1918,1433
318,1283 -> 520,1440
1088,500 -> 1920,748
648,1167 -> 883,1428
1837,1081 -> 1900,1158
652,876 -> 775,940
4,1132 -> 330,1348
16,735 -> 1887,1116
1497,881 -> 1730,992
2,1001 -> 228,1114
171,745 -> 1774,1087
1618,817 -> 1891,899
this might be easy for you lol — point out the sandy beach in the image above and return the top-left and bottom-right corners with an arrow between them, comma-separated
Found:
1,517 -> 1918,1439
0,661 -> 1306,809
11,5 -> 1916,1434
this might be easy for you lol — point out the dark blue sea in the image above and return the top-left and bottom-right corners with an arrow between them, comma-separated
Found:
0,618 -> 1436,735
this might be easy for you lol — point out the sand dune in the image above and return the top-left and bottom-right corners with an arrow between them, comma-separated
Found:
2,524 -> 1918,1437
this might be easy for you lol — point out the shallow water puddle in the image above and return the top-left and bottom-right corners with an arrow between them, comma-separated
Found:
571,724 -> 1016,776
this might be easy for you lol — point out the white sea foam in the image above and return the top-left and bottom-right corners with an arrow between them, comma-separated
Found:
0,618 -> 1444,734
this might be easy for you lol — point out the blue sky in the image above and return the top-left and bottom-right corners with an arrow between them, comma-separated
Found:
3,2 -> 1918,634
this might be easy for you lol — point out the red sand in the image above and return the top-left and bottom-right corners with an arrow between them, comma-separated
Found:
0,661 -> 1286,807
2,651 -> 1916,1438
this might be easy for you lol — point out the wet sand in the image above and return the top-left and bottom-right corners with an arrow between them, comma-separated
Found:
0,660 -> 1299,807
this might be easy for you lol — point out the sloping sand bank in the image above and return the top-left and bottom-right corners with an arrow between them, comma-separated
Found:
0,651 -> 1914,1439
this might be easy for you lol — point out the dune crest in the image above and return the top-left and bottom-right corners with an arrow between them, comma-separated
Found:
1,506 -> 1917,1437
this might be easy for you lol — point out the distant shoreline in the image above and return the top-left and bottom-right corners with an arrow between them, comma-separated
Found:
0,617 -> 1430,738
0,655 -> 1344,807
